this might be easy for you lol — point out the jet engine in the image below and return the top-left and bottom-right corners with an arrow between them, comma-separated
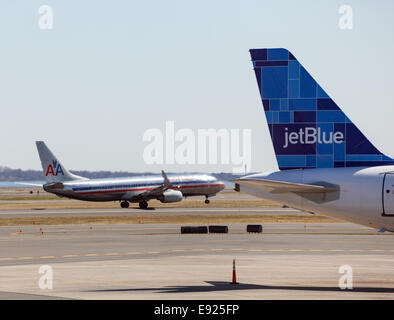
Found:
157,189 -> 183,203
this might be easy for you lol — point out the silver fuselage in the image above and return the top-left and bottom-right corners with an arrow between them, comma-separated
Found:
44,174 -> 225,202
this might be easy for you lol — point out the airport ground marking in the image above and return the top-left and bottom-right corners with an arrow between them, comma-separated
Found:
2,247 -> 394,264
7,226 -> 178,236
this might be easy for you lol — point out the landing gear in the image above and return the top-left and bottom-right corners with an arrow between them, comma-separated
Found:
120,201 -> 129,208
205,196 -> 210,204
139,200 -> 148,209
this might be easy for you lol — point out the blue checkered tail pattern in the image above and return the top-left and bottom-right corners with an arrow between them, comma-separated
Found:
250,48 -> 393,170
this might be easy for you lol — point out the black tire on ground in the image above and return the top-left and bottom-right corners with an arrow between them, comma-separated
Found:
180,226 -> 208,234
120,201 -> 129,208
205,199 -> 210,204
139,201 -> 148,209
246,224 -> 263,233
208,225 -> 228,233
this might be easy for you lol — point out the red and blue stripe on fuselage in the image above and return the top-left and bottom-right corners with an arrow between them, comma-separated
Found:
58,174 -> 225,202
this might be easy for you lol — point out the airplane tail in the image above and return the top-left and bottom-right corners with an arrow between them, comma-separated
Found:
36,141 -> 87,183
250,48 -> 393,170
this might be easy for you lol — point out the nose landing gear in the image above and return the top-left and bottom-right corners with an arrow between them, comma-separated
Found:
205,195 -> 210,204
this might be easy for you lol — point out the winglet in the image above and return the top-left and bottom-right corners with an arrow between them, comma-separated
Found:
161,170 -> 172,187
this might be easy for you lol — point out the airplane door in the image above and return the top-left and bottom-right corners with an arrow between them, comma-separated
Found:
382,173 -> 394,216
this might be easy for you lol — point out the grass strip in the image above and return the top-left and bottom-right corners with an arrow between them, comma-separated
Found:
0,214 -> 338,226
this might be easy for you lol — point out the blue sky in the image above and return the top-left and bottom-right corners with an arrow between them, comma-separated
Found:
1,0 -> 393,173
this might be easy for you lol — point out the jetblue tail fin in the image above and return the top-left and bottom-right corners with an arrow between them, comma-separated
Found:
36,141 -> 87,183
250,48 -> 393,170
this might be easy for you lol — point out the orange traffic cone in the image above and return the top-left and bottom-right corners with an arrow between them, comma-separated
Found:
230,258 -> 239,285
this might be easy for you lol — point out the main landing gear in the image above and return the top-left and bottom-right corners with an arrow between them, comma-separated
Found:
139,200 -> 148,209
205,195 -> 210,204
120,200 -> 149,209
120,201 -> 129,208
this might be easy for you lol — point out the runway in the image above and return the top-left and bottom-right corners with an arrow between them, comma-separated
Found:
0,221 -> 393,299
0,206 -> 304,218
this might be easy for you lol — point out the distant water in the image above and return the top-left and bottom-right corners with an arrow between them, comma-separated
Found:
223,181 -> 234,188
0,181 -> 44,188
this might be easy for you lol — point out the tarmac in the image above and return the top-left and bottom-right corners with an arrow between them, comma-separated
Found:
0,216 -> 393,299
0,206 -> 303,218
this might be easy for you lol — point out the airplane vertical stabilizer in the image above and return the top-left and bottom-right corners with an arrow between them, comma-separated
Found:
250,48 -> 393,170
36,141 -> 87,183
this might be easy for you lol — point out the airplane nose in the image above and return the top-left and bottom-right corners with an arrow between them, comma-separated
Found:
216,181 -> 225,192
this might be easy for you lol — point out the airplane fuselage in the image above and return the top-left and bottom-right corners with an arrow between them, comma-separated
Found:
44,173 -> 225,202
238,166 -> 394,231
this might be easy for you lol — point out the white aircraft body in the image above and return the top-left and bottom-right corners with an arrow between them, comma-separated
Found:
234,48 -> 394,232
36,141 -> 224,209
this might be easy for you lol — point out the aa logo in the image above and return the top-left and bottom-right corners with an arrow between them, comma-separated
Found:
45,160 -> 64,176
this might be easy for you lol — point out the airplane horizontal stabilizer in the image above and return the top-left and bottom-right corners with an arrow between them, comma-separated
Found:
14,182 -> 43,187
232,178 -> 338,194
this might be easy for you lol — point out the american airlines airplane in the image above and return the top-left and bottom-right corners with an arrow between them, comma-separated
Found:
234,48 -> 394,232
36,141 -> 225,209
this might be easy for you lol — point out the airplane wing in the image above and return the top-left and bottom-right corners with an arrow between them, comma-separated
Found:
232,178 -> 338,194
132,170 -> 173,200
